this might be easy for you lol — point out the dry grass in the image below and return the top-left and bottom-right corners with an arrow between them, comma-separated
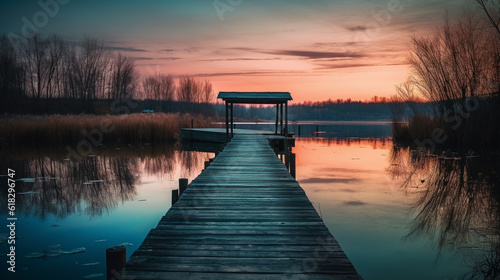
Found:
393,100 -> 500,152
0,113 -> 214,146
393,114 -> 449,144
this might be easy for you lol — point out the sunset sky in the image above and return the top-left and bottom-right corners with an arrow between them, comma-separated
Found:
0,0 -> 470,103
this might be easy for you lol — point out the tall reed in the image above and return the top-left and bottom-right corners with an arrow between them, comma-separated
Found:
0,113 -> 214,146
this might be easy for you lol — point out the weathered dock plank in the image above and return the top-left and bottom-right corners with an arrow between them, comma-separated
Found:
120,134 -> 361,279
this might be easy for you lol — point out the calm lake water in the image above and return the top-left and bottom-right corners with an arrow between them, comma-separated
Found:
1,122 -> 499,280
0,145 -> 213,280
295,138 -> 499,280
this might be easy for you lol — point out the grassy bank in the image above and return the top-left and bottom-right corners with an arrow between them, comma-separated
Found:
0,113 -> 216,147
392,99 -> 500,153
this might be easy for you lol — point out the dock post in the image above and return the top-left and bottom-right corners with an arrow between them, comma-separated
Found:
106,246 -> 126,280
290,153 -> 296,178
191,118 -> 194,128
230,103 -> 234,138
179,178 -> 188,196
275,104 -> 279,134
172,189 -> 179,205
225,101 -> 229,142
285,101 -> 288,136
280,103 -> 283,134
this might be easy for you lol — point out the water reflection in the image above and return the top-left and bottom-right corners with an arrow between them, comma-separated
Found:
388,147 -> 500,279
298,137 -> 391,149
0,144 -> 211,220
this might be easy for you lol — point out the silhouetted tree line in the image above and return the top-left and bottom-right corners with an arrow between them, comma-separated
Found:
216,100 -> 431,122
0,34 -> 215,115
392,1 -> 500,152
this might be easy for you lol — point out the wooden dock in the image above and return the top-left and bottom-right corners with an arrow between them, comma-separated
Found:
120,134 -> 361,279
181,128 -> 277,143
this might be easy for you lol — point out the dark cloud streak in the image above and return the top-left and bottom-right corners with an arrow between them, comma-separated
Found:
157,57 -> 181,60
198,57 -> 282,62
104,46 -> 148,52
193,70 -> 308,77
267,50 -> 364,59
345,25 -> 369,32
227,47 -> 365,60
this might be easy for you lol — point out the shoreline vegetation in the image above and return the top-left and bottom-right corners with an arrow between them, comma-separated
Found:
390,3 -> 500,154
0,113 -> 215,148
0,33 -> 220,150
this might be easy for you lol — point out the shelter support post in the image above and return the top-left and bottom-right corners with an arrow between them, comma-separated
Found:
285,101 -> 288,136
280,103 -> 283,135
230,103 -> 234,139
225,101 -> 229,142
275,104 -> 279,134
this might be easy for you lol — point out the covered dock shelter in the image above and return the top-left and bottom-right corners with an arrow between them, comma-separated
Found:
217,92 -> 293,141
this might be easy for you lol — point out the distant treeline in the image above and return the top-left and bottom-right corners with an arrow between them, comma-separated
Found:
0,34 -> 215,115
221,101 -> 432,122
1,95 -> 424,122
2,98 -> 217,116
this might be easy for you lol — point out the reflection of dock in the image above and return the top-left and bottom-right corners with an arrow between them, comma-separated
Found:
120,134 -> 361,279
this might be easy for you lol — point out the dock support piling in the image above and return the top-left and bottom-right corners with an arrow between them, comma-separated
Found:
179,178 -> 188,196
284,138 -> 289,168
298,125 -> 301,136
290,153 -> 296,178
285,101 -> 288,136
225,102 -> 229,142
275,104 -> 279,134
230,103 -> 234,138
106,246 -> 126,280
171,189 -> 179,205
280,103 -> 283,134
191,118 -> 194,128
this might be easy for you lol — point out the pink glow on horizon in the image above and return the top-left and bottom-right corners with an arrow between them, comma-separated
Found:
136,63 -> 410,103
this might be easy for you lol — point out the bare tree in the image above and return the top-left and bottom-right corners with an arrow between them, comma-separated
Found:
22,34 -> 49,101
406,12 -> 492,112
141,73 -> 175,111
159,74 -> 176,102
200,79 -> 214,103
109,53 -> 137,100
44,35 -> 67,100
65,37 -> 110,112
473,0 -> 500,37
0,35 -> 24,100
1,33 -> 217,114
473,0 -> 500,96
177,75 -> 199,103
20,34 -> 67,108
396,77 -> 420,115
61,44 -> 78,99
177,76 -> 214,104
141,75 -> 156,101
